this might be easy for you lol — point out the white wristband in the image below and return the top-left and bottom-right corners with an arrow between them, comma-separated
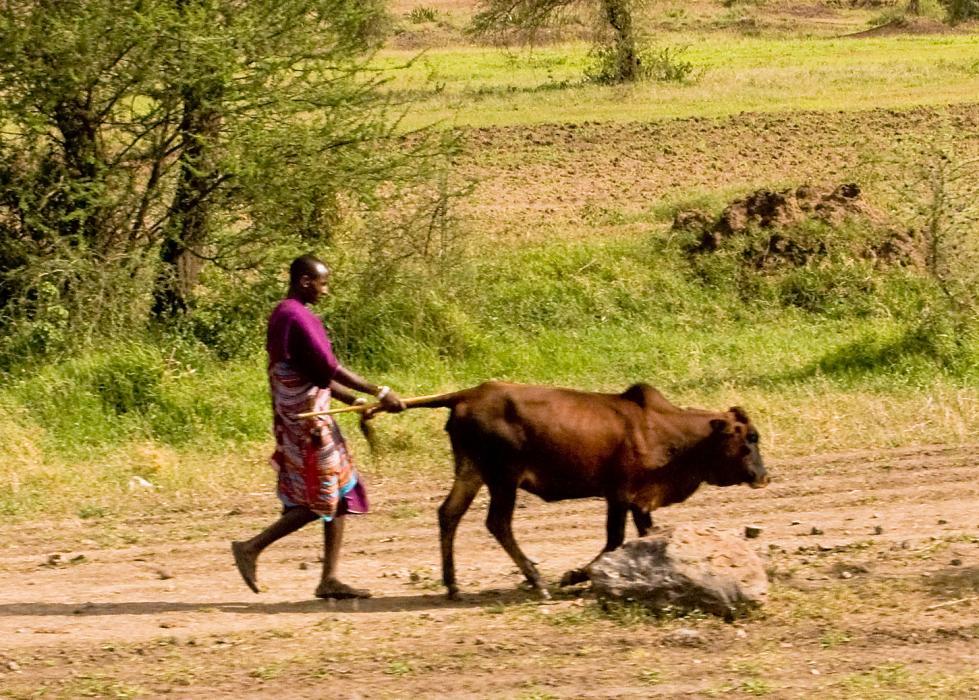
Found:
375,385 -> 391,401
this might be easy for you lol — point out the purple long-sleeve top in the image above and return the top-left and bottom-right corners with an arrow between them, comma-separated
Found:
266,298 -> 339,388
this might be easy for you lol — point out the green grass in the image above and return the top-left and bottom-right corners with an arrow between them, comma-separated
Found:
376,35 -> 979,128
1,223 -> 977,516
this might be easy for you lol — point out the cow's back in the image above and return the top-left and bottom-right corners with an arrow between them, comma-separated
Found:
446,382 -> 643,500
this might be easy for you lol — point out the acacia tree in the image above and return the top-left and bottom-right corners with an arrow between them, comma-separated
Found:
0,0 -> 456,360
471,0 -> 644,83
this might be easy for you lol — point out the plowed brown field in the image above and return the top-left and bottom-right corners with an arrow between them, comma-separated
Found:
457,104 -> 979,241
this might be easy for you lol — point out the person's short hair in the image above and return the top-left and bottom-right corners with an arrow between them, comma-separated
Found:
289,255 -> 328,285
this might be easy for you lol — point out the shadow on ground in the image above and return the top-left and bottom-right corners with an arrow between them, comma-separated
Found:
0,587 -> 554,617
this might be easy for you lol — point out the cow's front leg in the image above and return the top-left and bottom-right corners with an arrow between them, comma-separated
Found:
560,499 -> 628,586
485,484 -> 548,598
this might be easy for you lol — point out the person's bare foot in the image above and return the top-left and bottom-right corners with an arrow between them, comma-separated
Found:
315,578 -> 371,600
231,541 -> 259,594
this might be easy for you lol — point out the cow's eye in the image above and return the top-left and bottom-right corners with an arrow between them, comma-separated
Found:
746,432 -> 759,444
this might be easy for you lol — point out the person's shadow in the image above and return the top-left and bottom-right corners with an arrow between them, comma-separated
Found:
0,588 -> 553,617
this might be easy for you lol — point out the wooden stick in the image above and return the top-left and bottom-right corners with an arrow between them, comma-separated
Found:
295,393 -> 447,419
925,596 -> 977,612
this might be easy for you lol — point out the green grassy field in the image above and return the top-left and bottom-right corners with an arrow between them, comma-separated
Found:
378,35 -> 979,128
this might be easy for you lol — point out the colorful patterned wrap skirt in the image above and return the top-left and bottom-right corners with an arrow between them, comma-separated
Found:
268,362 -> 367,521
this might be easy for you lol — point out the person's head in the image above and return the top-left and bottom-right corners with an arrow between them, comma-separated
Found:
288,254 -> 330,305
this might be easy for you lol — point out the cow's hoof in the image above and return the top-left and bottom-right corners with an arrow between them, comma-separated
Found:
537,587 -> 551,601
446,587 -> 462,601
559,568 -> 589,587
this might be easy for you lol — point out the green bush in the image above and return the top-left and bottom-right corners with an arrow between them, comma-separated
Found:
185,274 -> 281,361
88,349 -> 165,417
943,0 -> 979,22
587,44 -> 704,85
407,6 -> 439,23
643,45 -> 705,84
326,280 -> 488,371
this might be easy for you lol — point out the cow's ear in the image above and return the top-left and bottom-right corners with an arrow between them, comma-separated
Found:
710,418 -> 730,434
728,406 -> 750,424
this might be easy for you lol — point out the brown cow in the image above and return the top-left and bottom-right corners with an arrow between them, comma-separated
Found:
369,381 -> 768,599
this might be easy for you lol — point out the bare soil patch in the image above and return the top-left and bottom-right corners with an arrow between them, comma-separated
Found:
454,104 -> 979,243
2,444 -> 978,697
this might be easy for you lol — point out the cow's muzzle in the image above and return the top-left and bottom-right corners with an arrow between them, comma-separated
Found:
749,473 -> 770,489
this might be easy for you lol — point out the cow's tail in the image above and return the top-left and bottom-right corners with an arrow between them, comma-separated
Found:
401,390 -> 470,411
358,389 -> 470,448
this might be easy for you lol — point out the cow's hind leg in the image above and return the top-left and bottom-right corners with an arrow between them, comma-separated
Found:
631,505 -> 653,537
485,484 -> 548,598
560,499 -> 629,587
438,464 -> 483,601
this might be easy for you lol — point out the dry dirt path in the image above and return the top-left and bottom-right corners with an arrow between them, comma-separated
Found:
2,444 -> 978,698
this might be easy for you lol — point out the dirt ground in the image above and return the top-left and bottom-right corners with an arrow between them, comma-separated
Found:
455,104 -> 979,242
2,444 -> 977,698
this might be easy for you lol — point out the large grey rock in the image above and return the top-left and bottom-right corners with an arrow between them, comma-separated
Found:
589,524 -> 768,618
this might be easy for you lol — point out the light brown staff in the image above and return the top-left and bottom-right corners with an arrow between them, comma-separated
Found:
295,394 -> 447,419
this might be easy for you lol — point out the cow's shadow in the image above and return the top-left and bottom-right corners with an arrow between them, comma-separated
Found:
0,587 -> 560,618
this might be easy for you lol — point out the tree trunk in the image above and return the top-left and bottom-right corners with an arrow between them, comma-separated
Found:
151,81 -> 222,319
602,0 -> 639,82
151,0 -> 225,319
907,0 -> 921,14
52,93 -> 106,249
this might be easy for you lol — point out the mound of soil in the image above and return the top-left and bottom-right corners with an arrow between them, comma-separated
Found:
673,183 -> 921,268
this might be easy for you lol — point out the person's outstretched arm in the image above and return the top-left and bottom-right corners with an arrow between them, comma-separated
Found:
331,365 -> 405,413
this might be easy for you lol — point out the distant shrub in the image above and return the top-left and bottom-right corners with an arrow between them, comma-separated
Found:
868,6 -> 911,26
586,43 -> 635,84
678,213 -> 914,317
943,0 -> 979,21
326,279 -> 488,371
0,282 -> 71,371
643,45 -> 705,84
407,6 -> 438,23
588,43 -> 704,85
870,0 -> 975,24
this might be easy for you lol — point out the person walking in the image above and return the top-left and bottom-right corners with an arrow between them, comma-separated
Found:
232,254 -> 405,599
